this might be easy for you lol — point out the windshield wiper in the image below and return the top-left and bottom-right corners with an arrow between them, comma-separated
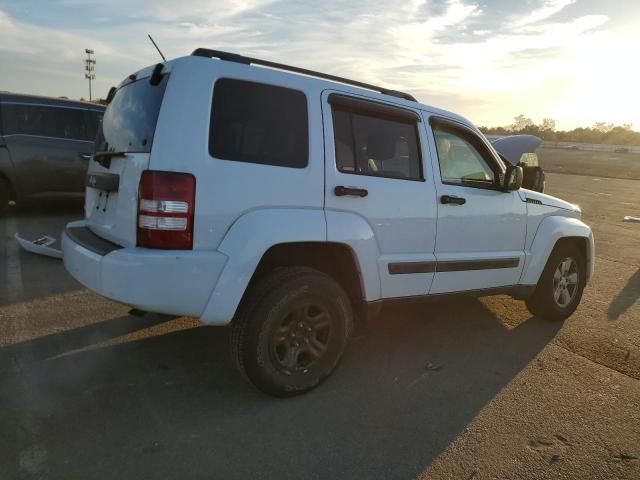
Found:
459,177 -> 494,187
94,151 -> 127,169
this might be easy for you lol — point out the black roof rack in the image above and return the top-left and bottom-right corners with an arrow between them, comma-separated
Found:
191,48 -> 417,102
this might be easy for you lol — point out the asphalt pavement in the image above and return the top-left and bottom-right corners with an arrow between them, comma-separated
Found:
1,174 -> 639,479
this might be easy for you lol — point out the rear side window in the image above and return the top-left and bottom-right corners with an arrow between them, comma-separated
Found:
86,110 -> 104,142
0,104 -> 87,140
210,79 -> 308,168
96,74 -> 169,153
332,106 -> 422,180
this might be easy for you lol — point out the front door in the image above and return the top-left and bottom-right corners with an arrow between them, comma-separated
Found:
427,116 -> 527,294
323,91 -> 438,299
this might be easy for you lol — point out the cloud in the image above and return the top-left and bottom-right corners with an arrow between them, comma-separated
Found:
0,1 -> 627,127
514,0 -> 576,27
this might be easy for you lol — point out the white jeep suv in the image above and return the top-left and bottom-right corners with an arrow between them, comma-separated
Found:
63,49 -> 594,396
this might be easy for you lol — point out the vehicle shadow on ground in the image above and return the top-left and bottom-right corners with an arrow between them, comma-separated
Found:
608,269 -> 640,320
0,297 -> 562,480
0,198 -> 84,306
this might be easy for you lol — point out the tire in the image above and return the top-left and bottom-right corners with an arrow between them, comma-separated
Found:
525,242 -> 586,321
0,177 -> 11,215
231,267 -> 353,397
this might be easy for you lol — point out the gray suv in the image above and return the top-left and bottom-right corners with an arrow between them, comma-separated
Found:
0,93 -> 105,212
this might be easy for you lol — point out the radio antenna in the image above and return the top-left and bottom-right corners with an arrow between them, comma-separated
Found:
148,34 -> 166,62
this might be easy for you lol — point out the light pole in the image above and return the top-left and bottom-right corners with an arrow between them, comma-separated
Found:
84,49 -> 96,102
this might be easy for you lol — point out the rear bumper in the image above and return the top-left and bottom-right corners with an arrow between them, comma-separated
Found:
62,221 -> 228,317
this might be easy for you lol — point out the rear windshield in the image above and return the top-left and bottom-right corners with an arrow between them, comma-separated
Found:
96,74 -> 169,153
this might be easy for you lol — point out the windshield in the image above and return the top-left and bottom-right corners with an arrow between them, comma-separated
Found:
95,74 -> 169,153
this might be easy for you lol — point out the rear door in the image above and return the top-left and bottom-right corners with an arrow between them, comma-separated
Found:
0,103 -> 92,194
86,72 -> 170,247
427,116 -> 527,294
48,105 -> 94,192
323,91 -> 437,298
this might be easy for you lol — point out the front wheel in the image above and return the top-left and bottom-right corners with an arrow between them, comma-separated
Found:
525,242 -> 586,321
231,267 -> 353,397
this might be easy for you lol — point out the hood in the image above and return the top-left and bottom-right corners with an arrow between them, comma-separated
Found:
521,189 -> 581,215
490,135 -> 543,165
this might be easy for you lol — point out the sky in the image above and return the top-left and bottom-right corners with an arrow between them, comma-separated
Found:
0,0 -> 638,130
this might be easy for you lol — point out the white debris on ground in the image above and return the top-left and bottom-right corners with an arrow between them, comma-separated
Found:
623,216 -> 640,222
14,233 -> 63,259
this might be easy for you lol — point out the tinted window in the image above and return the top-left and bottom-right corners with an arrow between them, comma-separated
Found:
210,79 -> 308,168
96,74 -> 169,153
0,104 -> 86,140
2,106 -> 14,134
433,127 -> 496,186
86,110 -> 104,142
332,107 -> 422,180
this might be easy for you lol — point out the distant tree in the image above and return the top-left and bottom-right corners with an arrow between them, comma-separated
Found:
540,118 -> 556,131
478,119 -> 640,146
593,122 -> 614,133
511,114 -> 535,131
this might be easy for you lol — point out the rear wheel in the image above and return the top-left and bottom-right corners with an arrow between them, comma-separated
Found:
231,267 -> 353,397
525,242 -> 586,321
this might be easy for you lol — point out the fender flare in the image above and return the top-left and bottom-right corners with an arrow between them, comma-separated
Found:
520,215 -> 594,286
324,210 -> 381,301
200,209 -> 327,325
199,208 -> 383,325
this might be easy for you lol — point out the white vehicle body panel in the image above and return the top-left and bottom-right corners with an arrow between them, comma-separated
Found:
150,57 -> 326,250
428,184 -> 527,293
324,211 -> 381,301
321,90 -> 438,300
421,111 -> 527,294
520,189 -> 582,253
62,53 -> 595,326
520,215 -> 594,286
84,62 -> 176,247
200,209 -> 326,324
85,153 -> 149,247
63,220 -> 228,317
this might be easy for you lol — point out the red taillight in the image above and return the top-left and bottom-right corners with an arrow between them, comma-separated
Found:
137,170 -> 195,249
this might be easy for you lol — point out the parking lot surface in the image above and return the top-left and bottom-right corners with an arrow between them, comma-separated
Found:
1,173 -> 639,479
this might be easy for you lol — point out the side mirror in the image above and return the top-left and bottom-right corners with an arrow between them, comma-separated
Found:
503,164 -> 523,191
